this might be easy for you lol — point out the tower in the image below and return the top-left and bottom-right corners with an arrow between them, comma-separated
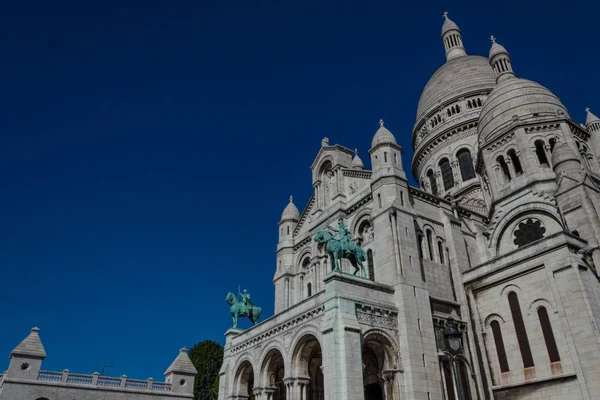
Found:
6,327 -> 46,381
274,196 -> 299,313
164,347 -> 197,396
586,108 -> 600,161
441,12 -> 467,61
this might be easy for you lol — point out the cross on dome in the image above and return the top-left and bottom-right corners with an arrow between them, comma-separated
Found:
379,119 -> 384,127
490,35 -> 496,43
586,107 -> 591,113
443,11 -> 449,20
289,195 -> 293,203
354,148 -> 358,155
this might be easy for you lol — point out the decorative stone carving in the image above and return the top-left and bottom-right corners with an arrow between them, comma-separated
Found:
513,218 -> 546,247
356,304 -> 398,329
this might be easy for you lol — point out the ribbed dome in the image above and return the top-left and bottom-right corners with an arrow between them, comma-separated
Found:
441,17 -> 460,37
416,56 -> 496,123
478,78 -> 569,146
281,196 -> 300,221
371,120 -> 397,148
489,41 -> 509,60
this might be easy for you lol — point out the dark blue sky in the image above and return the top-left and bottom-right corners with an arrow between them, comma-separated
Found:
1,0 -> 597,381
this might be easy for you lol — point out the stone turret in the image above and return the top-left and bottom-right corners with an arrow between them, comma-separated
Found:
274,196 -> 299,313
586,108 -> 600,161
369,120 -> 406,185
6,327 -> 46,380
441,12 -> 467,61
488,36 -> 515,83
164,347 -> 197,396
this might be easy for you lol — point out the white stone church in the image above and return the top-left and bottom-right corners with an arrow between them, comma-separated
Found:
218,14 -> 600,400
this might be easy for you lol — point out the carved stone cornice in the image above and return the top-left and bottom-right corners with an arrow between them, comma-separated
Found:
343,169 -> 372,179
293,236 -> 312,252
355,304 -> 398,329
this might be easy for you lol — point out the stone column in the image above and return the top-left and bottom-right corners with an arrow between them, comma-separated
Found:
451,160 -> 461,184
505,157 -> 517,178
389,211 -> 403,276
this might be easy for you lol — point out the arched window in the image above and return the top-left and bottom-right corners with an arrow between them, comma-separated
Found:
477,98 -> 483,107
457,149 -> 476,181
535,140 -> 549,167
427,169 -> 438,196
537,307 -> 560,363
508,149 -> 523,175
307,283 -> 312,297
426,230 -> 434,261
498,156 -> 511,182
287,226 -> 290,235
467,100 -> 472,109
508,292 -> 534,368
438,241 -> 445,264
490,321 -> 510,373
549,138 -> 556,152
378,193 -> 382,208
439,158 -> 454,190
367,249 -> 375,281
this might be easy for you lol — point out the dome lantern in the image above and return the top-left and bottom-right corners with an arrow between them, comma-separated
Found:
489,36 -> 515,83
280,196 -> 300,221
441,12 -> 467,61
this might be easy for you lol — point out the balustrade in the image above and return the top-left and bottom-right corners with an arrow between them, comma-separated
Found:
35,369 -> 172,392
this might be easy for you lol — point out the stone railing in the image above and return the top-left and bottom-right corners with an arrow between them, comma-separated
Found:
36,370 -> 172,392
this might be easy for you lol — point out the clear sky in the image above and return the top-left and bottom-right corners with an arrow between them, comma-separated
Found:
1,0 -> 598,381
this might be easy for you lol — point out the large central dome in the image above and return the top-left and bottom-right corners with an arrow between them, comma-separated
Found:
416,55 -> 496,122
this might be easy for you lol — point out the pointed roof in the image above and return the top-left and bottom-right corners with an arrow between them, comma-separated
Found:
11,327 -> 46,359
351,149 -> 364,170
586,108 -> 600,126
281,196 -> 300,221
371,120 -> 397,148
164,347 -> 197,375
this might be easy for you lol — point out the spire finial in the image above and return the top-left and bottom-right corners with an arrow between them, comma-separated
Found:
379,119 -> 384,127
289,195 -> 293,203
490,35 -> 496,44
354,148 -> 358,155
443,11 -> 449,20
586,107 -> 591,113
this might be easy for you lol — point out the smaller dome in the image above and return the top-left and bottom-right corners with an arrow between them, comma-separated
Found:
478,78 -> 569,146
281,196 -> 300,221
352,150 -> 365,170
551,141 -> 579,167
489,40 -> 508,60
586,108 -> 600,126
441,14 -> 460,37
371,120 -> 397,148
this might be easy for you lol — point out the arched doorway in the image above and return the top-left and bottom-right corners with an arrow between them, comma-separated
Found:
260,348 -> 286,400
292,334 -> 324,400
233,360 -> 254,398
362,331 -> 400,400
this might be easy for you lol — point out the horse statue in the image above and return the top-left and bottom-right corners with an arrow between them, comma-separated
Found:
226,290 -> 262,329
314,219 -> 367,278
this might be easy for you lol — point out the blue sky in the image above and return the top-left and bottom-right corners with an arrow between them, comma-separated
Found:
0,0 -> 597,381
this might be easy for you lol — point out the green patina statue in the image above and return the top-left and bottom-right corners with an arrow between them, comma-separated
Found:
314,218 -> 367,278
226,287 -> 262,328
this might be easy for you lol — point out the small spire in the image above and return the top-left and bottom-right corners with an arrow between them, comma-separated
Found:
586,107 -> 590,113
379,119 -> 384,127
490,35 -> 496,43
354,148 -> 358,155
443,11 -> 449,20
289,195 -> 293,203
321,137 -> 329,147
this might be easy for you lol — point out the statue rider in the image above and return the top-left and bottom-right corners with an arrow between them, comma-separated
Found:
239,288 -> 254,314
328,218 -> 352,255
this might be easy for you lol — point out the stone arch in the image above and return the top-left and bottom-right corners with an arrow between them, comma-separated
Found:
298,250 -> 312,269
259,347 -> 286,397
351,210 -> 372,236
233,358 -> 255,398
291,331 -> 324,399
500,283 -> 523,298
527,298 -> 555,316
362,329 -> 401,399
257,341 -> 287,373
489,203 -> 562,255
484,313 -> 506,327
